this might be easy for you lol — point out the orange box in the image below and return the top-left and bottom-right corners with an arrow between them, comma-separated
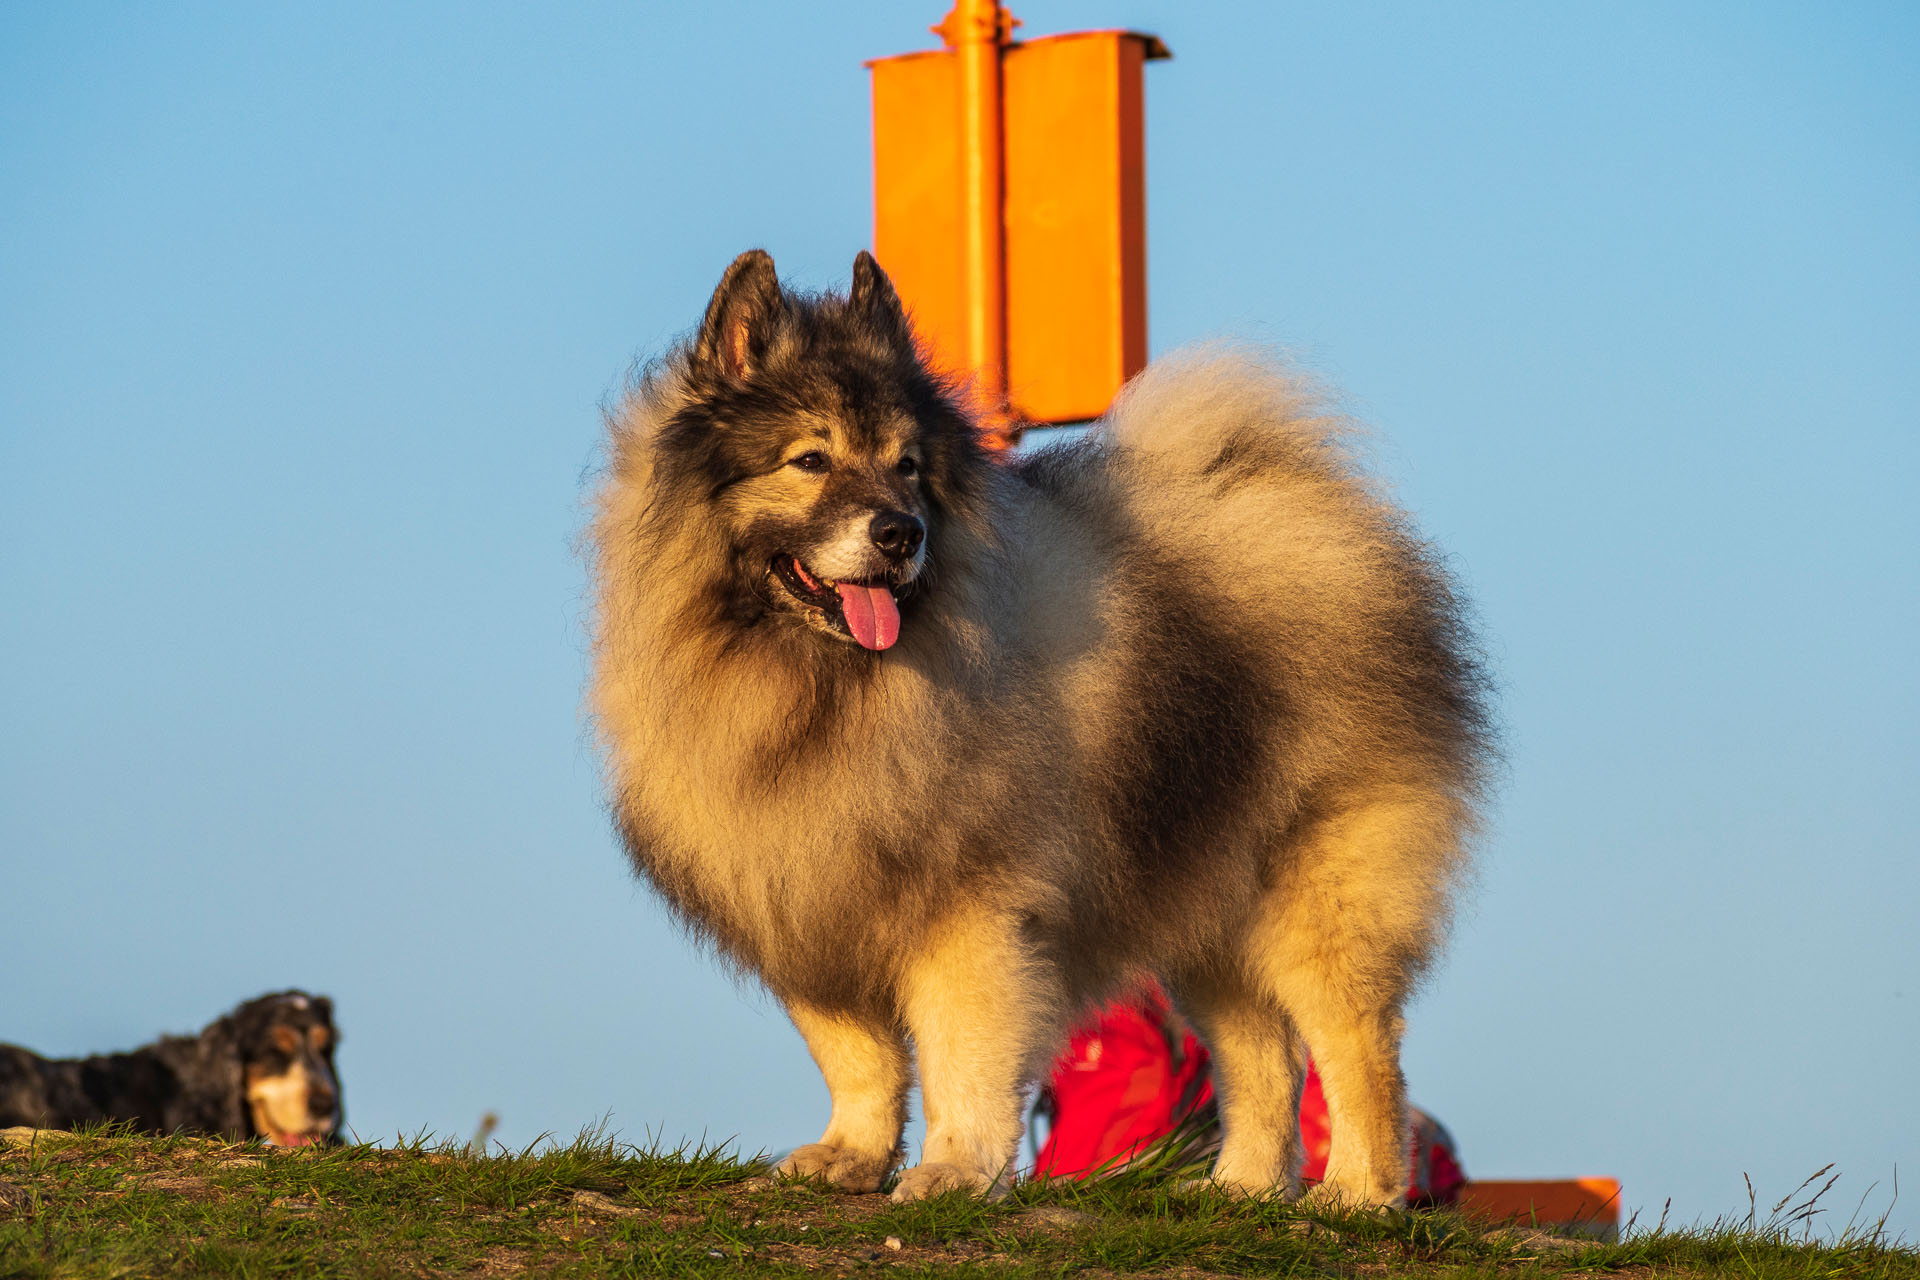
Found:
869,30 -> 1167,424
1458,1178 -> 1623,1241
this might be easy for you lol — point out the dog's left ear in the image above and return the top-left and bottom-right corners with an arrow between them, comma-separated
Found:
695,249 -> 785,381
850,251 -> 910,345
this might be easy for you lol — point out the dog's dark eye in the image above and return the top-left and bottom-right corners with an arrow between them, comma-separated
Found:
897,456 -> 918,477
788,451 -> 830,473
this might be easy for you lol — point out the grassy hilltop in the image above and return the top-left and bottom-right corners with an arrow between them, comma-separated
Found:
1,1127 -> 1912,1279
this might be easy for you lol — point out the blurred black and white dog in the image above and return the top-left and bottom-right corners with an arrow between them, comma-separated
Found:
0,991 -> 343,1146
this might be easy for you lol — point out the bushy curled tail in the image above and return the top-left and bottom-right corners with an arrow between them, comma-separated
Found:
1097,342 -> 1498,841
1099,343 -> 1365,487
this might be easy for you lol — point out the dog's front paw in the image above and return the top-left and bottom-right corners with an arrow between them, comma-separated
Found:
774,1143 -> 895,1194
1299,1181 -> 1404,1213
888,1161 -> 991,1203
1180,1175 -> 1290,1202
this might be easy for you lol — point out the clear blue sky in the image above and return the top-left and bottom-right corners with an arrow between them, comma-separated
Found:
3,0 -> 1915,1241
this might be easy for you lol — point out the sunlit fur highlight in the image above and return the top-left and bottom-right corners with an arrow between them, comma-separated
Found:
588,251 -> 1493,1206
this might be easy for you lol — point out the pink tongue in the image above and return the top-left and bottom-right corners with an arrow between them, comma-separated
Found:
835,581 -> 900,650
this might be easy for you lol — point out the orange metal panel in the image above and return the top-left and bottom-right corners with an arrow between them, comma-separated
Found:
1003,31 -> 1147,423
1458,1179 -> 1623,1238
869,31 -> 1160,426
870,50 -> 968,385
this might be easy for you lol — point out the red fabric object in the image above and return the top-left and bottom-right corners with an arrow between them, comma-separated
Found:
1410,1108 -> 1467,1207
1033,989 -> 1465,1206
1298,1056 -> 1332,1183
1032,985 -> 1214,1178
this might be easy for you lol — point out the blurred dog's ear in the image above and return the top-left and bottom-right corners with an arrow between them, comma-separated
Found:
850,251 -> 910,345
695,249 -> 784,380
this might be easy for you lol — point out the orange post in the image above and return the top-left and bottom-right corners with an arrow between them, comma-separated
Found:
937,0 -> 1011,420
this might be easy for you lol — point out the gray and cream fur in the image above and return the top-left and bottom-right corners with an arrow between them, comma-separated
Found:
589,249 -> 1492,1204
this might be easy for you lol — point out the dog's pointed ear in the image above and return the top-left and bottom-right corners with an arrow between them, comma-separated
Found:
695,249 -> 784,380
850,250 -> 909,343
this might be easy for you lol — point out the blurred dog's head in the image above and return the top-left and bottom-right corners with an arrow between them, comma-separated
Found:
223,991 -> 342,1146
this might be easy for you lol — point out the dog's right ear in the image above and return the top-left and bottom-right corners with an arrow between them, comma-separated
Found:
694,249 -> 784,381
849,250 -> 910,344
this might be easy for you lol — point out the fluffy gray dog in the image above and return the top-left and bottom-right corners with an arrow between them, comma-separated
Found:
589,250 -> 1491,1204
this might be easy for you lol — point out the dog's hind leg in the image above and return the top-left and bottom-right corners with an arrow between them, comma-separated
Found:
1252,786 -> 1462,1208
1283,998 -> 1408,1210
892,907 -> 1062,1203
1168,966 -> 1308,1197
775,1003 -> 910,1193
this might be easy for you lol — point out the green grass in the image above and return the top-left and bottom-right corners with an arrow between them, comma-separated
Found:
1,1126 -> 1912,1278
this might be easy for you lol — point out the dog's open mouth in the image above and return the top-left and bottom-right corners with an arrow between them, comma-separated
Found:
771,555 -> 901,651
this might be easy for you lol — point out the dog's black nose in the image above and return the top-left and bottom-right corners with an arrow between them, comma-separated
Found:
308,1085 -> 338,1117
869,510 -> 924,560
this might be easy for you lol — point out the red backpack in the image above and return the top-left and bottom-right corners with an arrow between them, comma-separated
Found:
1032,985 -> 1465,1206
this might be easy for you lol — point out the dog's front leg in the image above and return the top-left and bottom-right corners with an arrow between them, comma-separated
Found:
893,908 -> 1059,1203
775,1003 -> 910,1193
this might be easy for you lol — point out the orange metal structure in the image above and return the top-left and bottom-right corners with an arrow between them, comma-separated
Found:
1459,1178 -> 1624,1241
869,6 -> 1168,438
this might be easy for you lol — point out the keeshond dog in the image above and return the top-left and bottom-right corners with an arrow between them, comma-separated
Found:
588,249 -> 1490,1205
